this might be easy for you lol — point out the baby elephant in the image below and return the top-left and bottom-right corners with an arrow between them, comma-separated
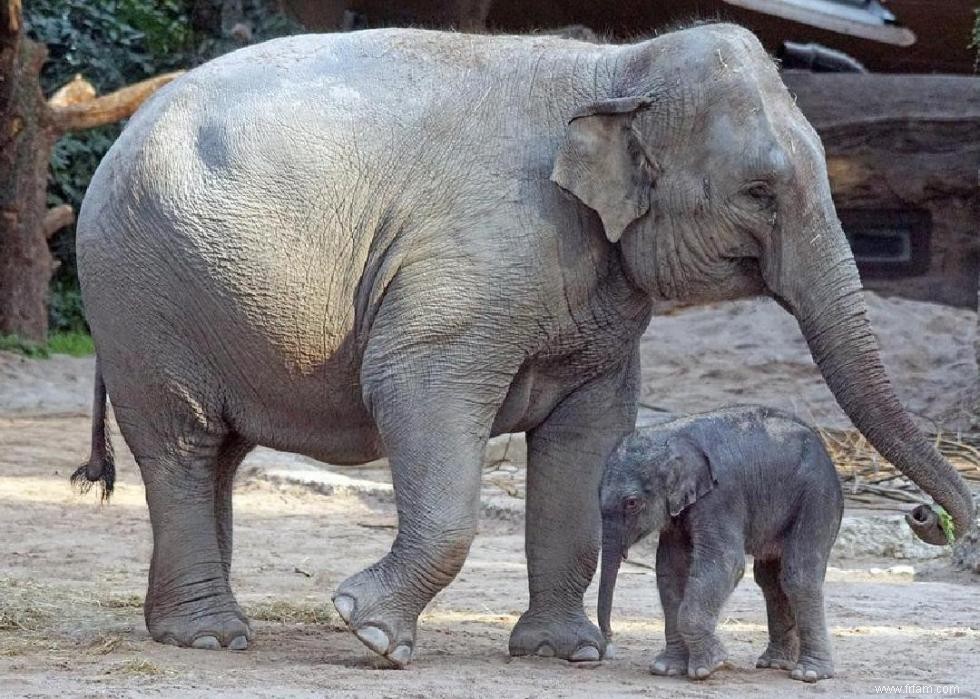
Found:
598,406 -> 842,683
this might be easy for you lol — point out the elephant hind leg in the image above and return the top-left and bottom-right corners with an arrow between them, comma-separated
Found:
213,434 -> 254,583
120,403 -> 252,651
779,498 -> 836,683
753,557 -> 799,670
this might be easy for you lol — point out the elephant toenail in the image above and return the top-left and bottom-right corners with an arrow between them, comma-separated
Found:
228,635 -> 248,651
570,646 -> 600,662
333,594 -> 355,623
535,643 -> 555,657
604,643 -> 617,660
695,666 -> 710,679
191,635 -> 221,650
355,625 -> 390,655
389,644 -> 413,667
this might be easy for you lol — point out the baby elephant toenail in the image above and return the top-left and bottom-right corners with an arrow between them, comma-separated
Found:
228,635 -> 248,651
389,644 -> 413,667
355,625 -> 391,655
191,635 -> 221,650
333,594 -> 355,623
570,646 -> 601,662
535,643 -> 555,657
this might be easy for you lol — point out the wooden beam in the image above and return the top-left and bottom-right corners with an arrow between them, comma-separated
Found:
49,71 -> 185,132
42,204 -> 74,239
47,74 -> 96,109
782,72 -> 980,204
783,72 -> 980,126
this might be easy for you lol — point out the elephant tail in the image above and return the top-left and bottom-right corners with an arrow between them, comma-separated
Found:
71,356 -> 115,502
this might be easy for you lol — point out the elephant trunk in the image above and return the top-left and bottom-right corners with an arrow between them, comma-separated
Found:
781,219 -> 975,545
597,518 -> 624,639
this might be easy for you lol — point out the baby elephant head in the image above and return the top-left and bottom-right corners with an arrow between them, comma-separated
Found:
597,433 -> 716,638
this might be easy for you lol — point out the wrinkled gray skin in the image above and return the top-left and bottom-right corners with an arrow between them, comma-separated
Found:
75,24 -> 974,666
598,406 -> 843,682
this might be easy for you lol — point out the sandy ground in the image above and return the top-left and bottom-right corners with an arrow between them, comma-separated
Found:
0,293 -> 978,698
640,294 -> 978,430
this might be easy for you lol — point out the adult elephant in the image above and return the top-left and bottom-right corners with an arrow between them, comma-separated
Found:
74,24 -> 975,665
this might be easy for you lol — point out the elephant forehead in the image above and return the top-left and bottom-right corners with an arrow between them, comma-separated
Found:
609,431 -> 669,468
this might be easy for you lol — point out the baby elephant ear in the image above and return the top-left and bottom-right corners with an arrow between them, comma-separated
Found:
550,96 -> 656,243
661,436 -> 716,518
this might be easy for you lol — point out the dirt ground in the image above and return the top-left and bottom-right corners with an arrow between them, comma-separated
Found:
1,294 -> 978,698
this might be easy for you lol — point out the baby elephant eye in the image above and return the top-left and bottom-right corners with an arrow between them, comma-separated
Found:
623,495 -> 642,514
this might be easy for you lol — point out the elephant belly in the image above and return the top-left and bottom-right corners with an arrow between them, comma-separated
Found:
491,366 -> 567,436
221,341 -> 385,466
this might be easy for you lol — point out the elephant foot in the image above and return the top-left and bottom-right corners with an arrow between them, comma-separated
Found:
508,609 -> 606,662
333,569 -> 419,668
147,598 -> 252,650
790,656 -> 834,683
756,640 -> 799,671
686,634 -> 728,680
650,644 -> 689,676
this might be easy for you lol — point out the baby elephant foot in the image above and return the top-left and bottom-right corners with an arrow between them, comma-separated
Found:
756,640 -> 799,671
686,635 -> 728,680
790,656 -> 834,683
508,610 -> 606,662
333,568 -> 419,668
649,645 -> 689,676
147,599 -> 252,651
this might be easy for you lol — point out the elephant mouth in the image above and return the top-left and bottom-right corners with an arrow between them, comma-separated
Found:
661,256 -> 766,308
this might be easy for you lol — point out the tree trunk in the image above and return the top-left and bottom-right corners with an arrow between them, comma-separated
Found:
0,0 -> 183,343
0,3 -> 57,342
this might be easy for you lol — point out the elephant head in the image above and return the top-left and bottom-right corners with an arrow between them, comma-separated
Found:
551,24 -> 975,546
597,433 -> 715,638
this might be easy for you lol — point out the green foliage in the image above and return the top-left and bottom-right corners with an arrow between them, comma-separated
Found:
25,1 -> 192,96
0,332 -> 95,358
48,278 -> 88,333
0,335 -> 51,359
47,331 -> 97,356
189,0 -> 303,64
937,507 -> 956,545
23,0 -> 304,332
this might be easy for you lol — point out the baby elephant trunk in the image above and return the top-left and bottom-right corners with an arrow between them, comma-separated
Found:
597,519 -> 624,639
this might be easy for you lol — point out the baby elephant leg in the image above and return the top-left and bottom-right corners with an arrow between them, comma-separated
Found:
650,528 -> 690,676
754,558 -> 799,670
780,502 -> 836,682
676,536 -> 745,680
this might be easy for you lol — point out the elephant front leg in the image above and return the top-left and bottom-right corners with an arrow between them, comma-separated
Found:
332,386 -> 496,668
650,527 -> 691,676
676,538 -> 745,680
509,366 -> 636,662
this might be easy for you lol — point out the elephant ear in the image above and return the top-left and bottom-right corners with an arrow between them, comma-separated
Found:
550,96 -> 657,243
660,435 -> 716,518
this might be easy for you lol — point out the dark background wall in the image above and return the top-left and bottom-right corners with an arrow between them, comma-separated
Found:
283,0 -> 979,74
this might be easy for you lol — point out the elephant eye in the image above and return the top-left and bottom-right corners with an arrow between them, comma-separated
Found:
743,182 -> 774,207
623,495 -> 642,514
